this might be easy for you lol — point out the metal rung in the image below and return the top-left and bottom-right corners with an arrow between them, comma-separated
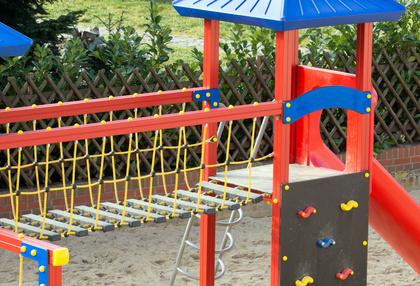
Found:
22,214 -> 88,237
127,199 -> 191,219
176,190 -> 240,210
0,218 -> 61,241
76,206 -> 141,227
153,195 -> 216,214
49,210 -> 114,232
201,181 -> 263,203
101,202 -> 166,223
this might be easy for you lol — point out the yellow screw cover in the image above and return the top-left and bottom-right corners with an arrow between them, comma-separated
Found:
52,247 -> 70,266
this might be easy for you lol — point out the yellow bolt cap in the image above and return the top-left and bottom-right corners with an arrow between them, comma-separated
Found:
39,266 -> 45,273
286,102 -> 291,108
284,185 -> 290,191
228,105 -> 234,109
108,96 -> 114,100
74,123 -> 80,128
18,233 -> 24,239
153,114 -> 159,118
17,130 -> 24,135
286,117 -> 291,122
57,101 -> 63,106
253,102 -> 259,106
213,102 -> 218,107
195,94 -> 200,99
127,117 -> 133,122
204,107 -> 210,112
5,107 -> 11,111
364,172 -> 370,178
366,107 -> 371,112
20,246 -> 26,253
31,249 -> 37,256
206,92 -> 211,98
367,94 -> 372,99
362,240 -> 368,246
282,256 -> 288,262
31,104 -> 37,109
52,247 -> 70,266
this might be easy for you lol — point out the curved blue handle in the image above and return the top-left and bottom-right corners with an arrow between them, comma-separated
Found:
283,86 -> 372,124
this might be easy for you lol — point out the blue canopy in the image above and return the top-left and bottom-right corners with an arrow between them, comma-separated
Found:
173,0 -> 405,31
0,22 -> 33,57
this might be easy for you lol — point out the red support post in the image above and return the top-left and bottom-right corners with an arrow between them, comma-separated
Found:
345,23 -> 373,172
200,19 -> 219,286
271,30 -> 298,286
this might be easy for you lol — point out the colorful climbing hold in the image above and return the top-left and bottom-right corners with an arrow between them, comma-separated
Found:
316,237 -> 335,249
295,275 -> 314,286
297,206 -> 317,219
340,200 -> 359,212
336,268 -> 354,280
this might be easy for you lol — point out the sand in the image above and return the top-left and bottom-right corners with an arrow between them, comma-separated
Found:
0,187 -> 419,286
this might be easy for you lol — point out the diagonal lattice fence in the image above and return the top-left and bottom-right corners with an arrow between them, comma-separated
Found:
0,47 -> 418,189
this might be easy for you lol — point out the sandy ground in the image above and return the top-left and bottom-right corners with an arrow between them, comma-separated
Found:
0,184 -> 419,285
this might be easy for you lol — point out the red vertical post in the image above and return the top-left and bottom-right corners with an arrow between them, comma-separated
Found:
271,31 -> 298,286
200,19 -> 219,286
48,266 -> 63,286
345,23 -> 373,172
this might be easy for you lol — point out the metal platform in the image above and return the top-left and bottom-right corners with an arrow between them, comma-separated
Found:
211,163 -> 344,194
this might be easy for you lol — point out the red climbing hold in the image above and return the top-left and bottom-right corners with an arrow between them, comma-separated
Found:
297,206 -> 317,219
336,268 -> 354,280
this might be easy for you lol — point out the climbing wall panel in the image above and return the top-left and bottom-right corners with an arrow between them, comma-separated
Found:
280,172 -> 369,286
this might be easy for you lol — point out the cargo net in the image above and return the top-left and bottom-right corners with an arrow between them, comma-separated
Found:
0,101 -> 273,240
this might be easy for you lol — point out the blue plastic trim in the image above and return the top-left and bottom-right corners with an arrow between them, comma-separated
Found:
282,86 -> 371,124
0,22 -> 33,57
173,0 -> 405,31
316,237 -> 336,249
21,242 -> 49,286
193,88 -> 220,108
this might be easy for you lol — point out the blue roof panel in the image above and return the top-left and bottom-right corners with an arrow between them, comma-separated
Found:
0,22 -> 33,57
173,0 -> 405,30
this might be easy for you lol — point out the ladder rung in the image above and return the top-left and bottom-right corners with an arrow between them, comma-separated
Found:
22,214 -> 88,237
153,195 -> 216,214
0,218 -> 61,241
127,199 -> 191,219
49,210 -> 114,232
176,190 -> 240,210
101,202 -> 166,223
201,181 -> 263,203
76,206 -> 141,227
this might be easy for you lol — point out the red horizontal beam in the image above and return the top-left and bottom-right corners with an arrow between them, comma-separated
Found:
0,102 -> 282,150
0,88 -> 198,124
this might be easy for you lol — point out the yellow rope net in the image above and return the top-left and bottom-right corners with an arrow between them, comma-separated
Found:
0,102 -> 273,238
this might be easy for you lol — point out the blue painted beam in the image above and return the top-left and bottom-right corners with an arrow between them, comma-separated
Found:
282,86 -> 372,124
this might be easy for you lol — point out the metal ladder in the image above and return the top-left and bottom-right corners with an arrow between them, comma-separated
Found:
168,208 -> 244,285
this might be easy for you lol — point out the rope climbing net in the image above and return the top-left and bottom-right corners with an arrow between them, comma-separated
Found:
0,89 -> 278,242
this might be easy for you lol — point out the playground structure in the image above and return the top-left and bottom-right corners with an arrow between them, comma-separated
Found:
0,1 -> 419,286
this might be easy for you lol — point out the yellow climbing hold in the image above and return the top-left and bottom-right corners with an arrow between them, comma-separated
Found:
295,276 -> 314,286
340,200 -> 359,212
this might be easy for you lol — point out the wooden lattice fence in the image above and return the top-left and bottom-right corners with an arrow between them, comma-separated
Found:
0,47 -> 418,189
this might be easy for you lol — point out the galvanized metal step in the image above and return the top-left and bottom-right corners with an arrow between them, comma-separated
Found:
49,210 -> 114,232
75,206 -> 141,227
127,199 -> 191,219
22,214 -> 89,237
101,202 -> 166,223
200,181 -> 263,203
176,190 -> 240,210
153,195 -> 216,214
0,218 -> 61,241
